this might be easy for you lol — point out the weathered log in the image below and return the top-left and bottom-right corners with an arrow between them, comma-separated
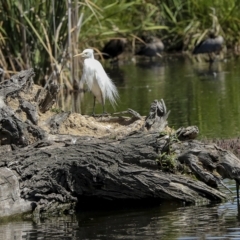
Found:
0,119 -> 236,218
0,167 -> 32,217
38,83 -> 59,113
145,99 -> 170,131
176,126 -> 199,140
114,108 -> 142,120
19,99 -> 38,125
0,100 -> 45,146
0,120 -> 238,218
0,69 -> 47,145
0,68 -> 34,97
47,111 -> 71,134
0,69 -> 240,219
0,132 -> 227,218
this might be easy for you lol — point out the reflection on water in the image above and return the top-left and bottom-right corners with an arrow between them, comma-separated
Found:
1,186 -> 240,240
59,56 -> 240,139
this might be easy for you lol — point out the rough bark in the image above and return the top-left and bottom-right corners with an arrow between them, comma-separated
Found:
0,69 -> 240,219
0,167 -> 32,217
48,111 -> 71,134
0,133 -> 227,218
145,99 -> 170,131
38,83 -> 59,113
0,69 -> 45,146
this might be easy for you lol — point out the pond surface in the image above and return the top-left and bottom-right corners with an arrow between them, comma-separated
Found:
59,55 -> 240,139
0,180 -> 240,239
1,56 -> 240,239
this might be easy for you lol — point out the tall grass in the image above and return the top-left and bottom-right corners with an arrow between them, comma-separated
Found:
0,0 -> 239,87
155,0 -> 240,50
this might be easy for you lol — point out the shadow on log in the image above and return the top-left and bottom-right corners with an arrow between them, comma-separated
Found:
0,69 -> 240,218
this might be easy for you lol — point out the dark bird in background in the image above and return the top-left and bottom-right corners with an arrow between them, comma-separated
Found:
101,38 -> 127,62
192,32 -> 224,62
135,36 -> 164,58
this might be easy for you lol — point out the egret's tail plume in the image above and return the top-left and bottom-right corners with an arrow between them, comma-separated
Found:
105,79 -> 119,109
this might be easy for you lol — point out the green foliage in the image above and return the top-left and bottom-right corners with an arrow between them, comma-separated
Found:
50,108 -> 62,114
156,131 -> 180,173
0,0 -> 239,85
155,0 -> 240,50
158,152 -> 177,173
0,0 -> 167,85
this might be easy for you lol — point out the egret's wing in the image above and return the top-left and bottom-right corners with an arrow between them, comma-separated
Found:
81,59 -> 95,90
93,60 -> 107,100
81,58 -> 119,108
94,60 -> 119,107
80,63 -> 87,87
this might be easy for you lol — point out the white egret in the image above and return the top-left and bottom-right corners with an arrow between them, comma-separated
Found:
75,49 -> 119,115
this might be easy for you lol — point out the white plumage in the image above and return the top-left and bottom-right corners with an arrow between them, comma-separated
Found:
76,49 -> 119,114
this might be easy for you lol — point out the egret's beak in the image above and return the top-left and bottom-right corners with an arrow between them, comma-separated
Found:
74,52 -> 84,58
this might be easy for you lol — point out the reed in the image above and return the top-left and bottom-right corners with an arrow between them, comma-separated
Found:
0,0 -> 239,87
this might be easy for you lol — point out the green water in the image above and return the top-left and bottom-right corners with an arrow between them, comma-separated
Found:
65,56 -> 240,139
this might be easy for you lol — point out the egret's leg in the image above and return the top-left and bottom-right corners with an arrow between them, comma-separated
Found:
101,95 -> 107,115
92,96 -> 96,115
102,105 -> 109,115
102,104 -> 105,114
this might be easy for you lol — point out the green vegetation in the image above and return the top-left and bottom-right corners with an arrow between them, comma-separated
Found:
0,0 -> 239,87
50,108 -> 63,114
158,152 -> 177,173
157,131 -> 180,173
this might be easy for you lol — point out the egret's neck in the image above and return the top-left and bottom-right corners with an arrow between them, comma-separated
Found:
89,53 -> 95,59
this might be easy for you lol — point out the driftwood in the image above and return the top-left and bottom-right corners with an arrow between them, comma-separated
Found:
19,99 -> 38,125
0,69 -> 45,146
0,69 -> 240,219
0,134 -> 227,218
145,99 -> 170,131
